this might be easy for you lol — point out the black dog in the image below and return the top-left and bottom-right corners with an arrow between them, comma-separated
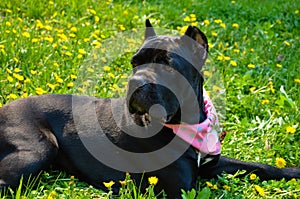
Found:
0,20 -> 299,198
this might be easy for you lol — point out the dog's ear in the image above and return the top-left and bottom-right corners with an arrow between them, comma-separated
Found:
184,26 -> 208,53
145,19 -> 156,39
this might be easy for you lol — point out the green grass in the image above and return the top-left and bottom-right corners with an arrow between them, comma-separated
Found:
0,0 -> 300,198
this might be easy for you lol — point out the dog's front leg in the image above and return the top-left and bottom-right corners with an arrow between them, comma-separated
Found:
199,156 -> 300,180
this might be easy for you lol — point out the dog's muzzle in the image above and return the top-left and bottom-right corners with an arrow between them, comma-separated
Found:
127,76 -> 176,123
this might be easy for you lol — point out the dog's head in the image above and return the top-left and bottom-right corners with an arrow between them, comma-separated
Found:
126,19 -> 208,126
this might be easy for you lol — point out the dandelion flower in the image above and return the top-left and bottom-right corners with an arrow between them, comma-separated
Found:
184,16 -> 191,22
70,27 -> 77,32
7,75 -> 13,82
284,41 -> 291,46
67,82 -> 74,87
103,180 -> 115,188
22,32 -> 30,38
217,55 -> 223,61
247,63 -> 255,69
78,49 -> 87,54
250,173 -> 257,180
212,184 -> 218,190
223,185 -> 230,191
224,56 -> 230,61
203,19 -> 210,25
6,21 -> 12,27
70,74 -> 77,79
230,60 -> 237,66
286,126 -> 296,134
8,94 -> 18,99
261,99 -> 269,105
206,181 -> 213,187
36,88 -> 47,95
220,23 -> 226,29
254,185 -> 265,197
232,23 -> 239,28
275,157 -> 286,168
148,176 -> 158,185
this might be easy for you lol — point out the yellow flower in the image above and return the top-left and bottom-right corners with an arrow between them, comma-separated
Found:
6,21 -> 12,26
294,79 -> 300,84
119,24 -> 125,31
49,1 -> 54,5
232,23 -> 239,28
214,19 -> 222,24
284,41 -> 291,46
224,56 -> 230,61
230,60 -> 237,66
47,83 -> 58,90
77,54 -> 83,59
69,33 -> 76,38
220,23 -> 226,29
212,31 -> 218,37
14,68 -> 20,72
7,75 -> 13,82
212,184 -> 218,190
36,88 -> 47,95
184,16 -> 191,22
70,74 -> 77,79
22,32 -> 30,38
261,99 -> 270,105
203,70 -> 212,77
67,82 -> 74,87
269,81 -> 275,93
119,180 -> 126,185
0,103 -> 2,108
44,25 -> 52,31
276,64 -> 282,68
21,93 -> 28,98
13,73 -> 24,81
148,176 -> 158,185
95,15 -> 100,22
286,126 -> 296,134
217,55 -> 223,61
295,10 -> 299,14
247,63 -> 255,69
6,68 -> 12,73
31,38 -> 39,43
44,36 -> 54,43
102,66 -> 110,72
8,93 -> 18,99
203,19 -> 210,25
87,68 -> 94,73
64,51 -> 73,57
30,70 -> 37,75
101,57 -> 107,63
254,185 -> 265,197
108,73 -> 115,78
223,185 -> 230,191
206,181 -> 213,187
103,180 -> 115,188
78,49 -> 87,54
87,8 -> 97,15
250,173 -> 257,180
53,62 -> 59,67
212,85 -> 222,92
275,157 -> 286,168
70,27 -> 77,32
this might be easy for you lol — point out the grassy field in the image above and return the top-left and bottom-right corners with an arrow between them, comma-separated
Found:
0,0 -> 300,198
